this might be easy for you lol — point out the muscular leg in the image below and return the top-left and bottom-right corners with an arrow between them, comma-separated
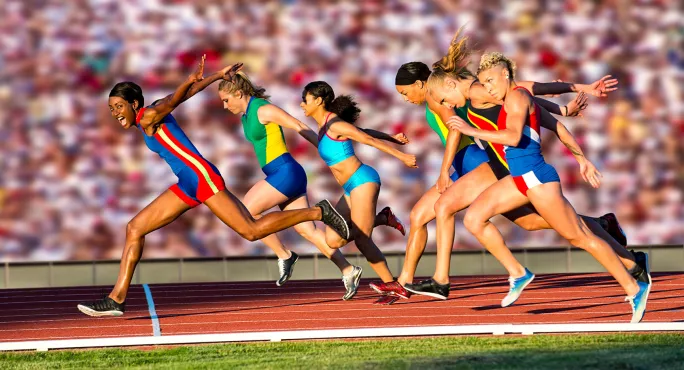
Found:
110,190 -> 191,303
242,180 -> 293,260
463,176 -> 531,278
527,183 -> 638,296
433,163 -> 498,284
283,195 -> 353,274
506,204 -> 636,269
204,190 -> 322,241
396,185 -> 440,285
349,182 -> 394,282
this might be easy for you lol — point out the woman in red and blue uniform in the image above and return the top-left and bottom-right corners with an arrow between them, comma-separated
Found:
77,58 -> 350,317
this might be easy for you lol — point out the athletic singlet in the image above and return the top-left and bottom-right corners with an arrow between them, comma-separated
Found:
317,114 -> 355,166
135,108 -> 222,185
464,100 -> 508,170
498,86 -> 542,159
241,97 -> 289,168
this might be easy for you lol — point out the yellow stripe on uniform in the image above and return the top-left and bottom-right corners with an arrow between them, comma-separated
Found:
157,128 -> 220,193
431,109 -> 474,153
264,122 -> 288,164
467,109 -> 508,169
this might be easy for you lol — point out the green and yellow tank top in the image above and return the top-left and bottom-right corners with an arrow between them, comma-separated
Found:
241,97 -> 289,168
424,104 -> 475,153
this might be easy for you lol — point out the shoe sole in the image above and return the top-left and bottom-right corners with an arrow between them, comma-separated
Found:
501,274 -> 535,308
343,267 -> 363,301
404,286 -> 448,300
369,284 -> 410,299
276,254 -> 299,287
320,199 -> 350,240
373,296 -> 400,305
631,283 -> 651,323
77,305 -> 124,317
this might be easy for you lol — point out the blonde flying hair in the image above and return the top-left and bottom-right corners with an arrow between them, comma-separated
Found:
477,52 -> 517,79
218,71 -> 270,99
427,26 -> 475,89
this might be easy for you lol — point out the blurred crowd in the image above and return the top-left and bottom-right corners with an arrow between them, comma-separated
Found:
0,0 -> 682,262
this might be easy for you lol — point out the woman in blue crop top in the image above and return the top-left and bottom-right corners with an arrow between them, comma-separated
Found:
301,81 -> 418,303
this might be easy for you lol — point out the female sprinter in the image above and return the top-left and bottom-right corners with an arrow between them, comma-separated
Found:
77,58 -> 350,317
448,52 -> 649,323
403,32 -> 649,301
300,81 -> 417,304
393,61 -> 488,288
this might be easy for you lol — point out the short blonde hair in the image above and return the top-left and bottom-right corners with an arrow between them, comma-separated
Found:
477,52 -> 516,79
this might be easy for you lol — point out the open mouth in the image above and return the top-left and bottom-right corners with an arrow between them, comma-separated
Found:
117,116 -> 126,127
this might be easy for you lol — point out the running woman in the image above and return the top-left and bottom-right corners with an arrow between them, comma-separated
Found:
77,58 -> 350,317
393,61 -> 488,288
402,31 -> 649,301
217,71 -> 367,299
300,81 -> 417,304
448,52 -> 649,322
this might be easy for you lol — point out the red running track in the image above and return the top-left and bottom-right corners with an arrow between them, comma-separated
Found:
0,273 -> 683,343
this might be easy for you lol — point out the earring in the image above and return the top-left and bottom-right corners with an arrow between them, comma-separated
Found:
505,74 -> 509,79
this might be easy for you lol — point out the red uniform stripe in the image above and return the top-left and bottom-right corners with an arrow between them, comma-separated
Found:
513,176 -> 529,196
170,184 -> 200,207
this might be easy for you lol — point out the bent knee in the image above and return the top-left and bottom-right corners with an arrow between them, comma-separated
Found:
126,221 -> 146,238
434,198 -> 456,219
236,227 -> 260,242
409,206 -> 433,228
463,210 -> 487,234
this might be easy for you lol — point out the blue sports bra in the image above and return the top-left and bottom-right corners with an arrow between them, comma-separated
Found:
317,114 -> 355,166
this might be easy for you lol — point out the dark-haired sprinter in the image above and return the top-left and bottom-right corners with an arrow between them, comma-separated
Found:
300,81 -> 417,304
77,57 -> 350,317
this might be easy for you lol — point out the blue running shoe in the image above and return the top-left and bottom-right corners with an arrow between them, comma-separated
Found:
627,280 -> 650,323
501,268 -> 535,307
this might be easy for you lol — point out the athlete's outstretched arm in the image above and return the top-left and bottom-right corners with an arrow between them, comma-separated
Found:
329,120 -> 418,168
182,63 -> 243,103
138,55 -> 205,129
257,104 -> 319,146
538,107 -> 602,188
534,92 -> 588,117
448,89 -> 529,147
517,75 -> 619,98
359,129 -> 408,145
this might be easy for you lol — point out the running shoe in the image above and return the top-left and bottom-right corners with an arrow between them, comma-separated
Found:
599,213 -> 627,247
404,278 -> 450,300
276,251 -> 299,286
369,280 -> 410,299
378,206 -> 406,236
501,268 -> 535,307
630,250 -> 651,285
342,265 -> 363,300
316,199 -> 350,240
77,297 -> 125,317
627,280 -> 650,323
373,295 -> 400,305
